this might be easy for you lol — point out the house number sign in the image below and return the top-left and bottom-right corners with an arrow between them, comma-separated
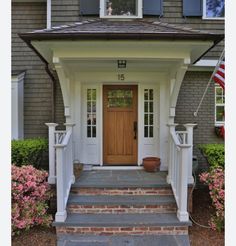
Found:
118,74 -> 125,81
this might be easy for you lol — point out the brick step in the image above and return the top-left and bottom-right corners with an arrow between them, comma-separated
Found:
67,195 -> 177,214
54,213 -> 191,236
70,187 -> 173,196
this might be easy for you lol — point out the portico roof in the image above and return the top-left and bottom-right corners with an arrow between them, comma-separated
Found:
19,19 -> 223,43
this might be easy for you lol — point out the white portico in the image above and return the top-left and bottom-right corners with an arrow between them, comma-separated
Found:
20,19 -> 223,222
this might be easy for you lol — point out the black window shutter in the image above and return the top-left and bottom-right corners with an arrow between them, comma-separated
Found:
143,0 -> 163,16
183,0 -> 202,16
80,0 -> 99,15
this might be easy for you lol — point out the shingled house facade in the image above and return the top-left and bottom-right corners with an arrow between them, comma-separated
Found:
12,0 -> 224,244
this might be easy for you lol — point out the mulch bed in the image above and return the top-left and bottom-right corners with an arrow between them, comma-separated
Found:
12,188 -> 224,246
189,187 -> 224,246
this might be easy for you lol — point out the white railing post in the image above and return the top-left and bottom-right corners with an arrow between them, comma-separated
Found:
166,123 -> 178,184
45,123 -> 58,184
64,123 -> 76,184
55,145 -> 67,222
177,144 -> 191,222
184,124 -> 197,184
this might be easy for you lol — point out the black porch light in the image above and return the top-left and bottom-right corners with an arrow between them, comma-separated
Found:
117,60 -> 127,69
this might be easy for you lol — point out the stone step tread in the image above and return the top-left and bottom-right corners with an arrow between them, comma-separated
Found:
72,170 -> 171,188
67,195 -> 176,206
54,213 -> 191,227
57,234 -> 190,246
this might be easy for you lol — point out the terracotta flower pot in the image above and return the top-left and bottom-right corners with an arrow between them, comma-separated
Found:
143,157 -> 161,172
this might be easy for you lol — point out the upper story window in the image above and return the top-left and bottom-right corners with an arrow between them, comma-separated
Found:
203,0 -> 225,19
100,0 -> 142,18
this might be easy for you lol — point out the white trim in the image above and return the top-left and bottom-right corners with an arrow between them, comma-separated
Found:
47,0 -> 51,29
202,0 -> 225,20
11,72 -> 25,140
92,166 -> 144,170
194,59 -> 218,67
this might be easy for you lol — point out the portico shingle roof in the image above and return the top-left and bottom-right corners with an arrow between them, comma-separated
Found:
19,19 -> 224,43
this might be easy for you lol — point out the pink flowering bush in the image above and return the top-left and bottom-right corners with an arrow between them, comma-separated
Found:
12,165 -> 53,235
199,167 -> 224,232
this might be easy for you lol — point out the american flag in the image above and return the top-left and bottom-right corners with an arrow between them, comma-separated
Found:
213,59 -> 225,90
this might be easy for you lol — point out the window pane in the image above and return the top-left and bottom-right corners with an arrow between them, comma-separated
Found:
106,0 -> 137,16
144,102 -> 148,113
87,114 -> 92,125
92,126 -> 96,138
216,87 -> 223,96
92,101 -> 96,112
150,114 -> 153,125
144,114 -> 148,125
149,126 -> 153,138
149,89 -> 153,100
149,102 -> 153,113
144,126 -> 148,138
144,89 -> 149,100
87,101 -> 91,112
87,126 -> 91,138
206,0 -> 224,18
107,89 -> 133,108
92,89 -> 96,100
87,89 -> 91,101
216,106 -> 225,122
216,96 -> 223,104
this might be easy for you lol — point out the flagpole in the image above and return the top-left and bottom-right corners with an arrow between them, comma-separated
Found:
193,49 -> 225,117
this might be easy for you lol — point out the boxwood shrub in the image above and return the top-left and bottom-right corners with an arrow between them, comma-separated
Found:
198,144 -> 225,169
12,138 -> 48,168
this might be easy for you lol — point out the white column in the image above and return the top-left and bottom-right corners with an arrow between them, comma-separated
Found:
45,123 -> 58,184
166,123 -> 178,184
184,124 -> 197,184
55,145 -> 67,222
64,123 -> 76,184
177,144 -> 191,222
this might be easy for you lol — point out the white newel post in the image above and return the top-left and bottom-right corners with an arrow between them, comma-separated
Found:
177,144 -> 191,222
166,123 -> 178,184
45,123 -> 58,184
64,123 -> 76,184
184,124 -> 197,184
55,144 -> 67,222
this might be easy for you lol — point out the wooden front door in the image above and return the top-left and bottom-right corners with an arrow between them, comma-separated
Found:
103,85 -> 138,165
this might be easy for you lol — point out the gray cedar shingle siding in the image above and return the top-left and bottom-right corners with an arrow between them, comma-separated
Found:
12,2 -> 65,137
175,71 -> 224,170
51,0 -> 80,26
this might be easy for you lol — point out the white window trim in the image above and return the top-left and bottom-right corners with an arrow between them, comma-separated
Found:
202,0 -> 225,20
100,0 -> 143,19
215,85 -> 225,126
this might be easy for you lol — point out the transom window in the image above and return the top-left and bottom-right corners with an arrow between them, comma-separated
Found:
203,0 -> 225,19
215,85 -> 225,125
100,0 -> 142,18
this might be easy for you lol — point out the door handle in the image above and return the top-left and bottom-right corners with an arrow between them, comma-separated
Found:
133,121 -> 137,139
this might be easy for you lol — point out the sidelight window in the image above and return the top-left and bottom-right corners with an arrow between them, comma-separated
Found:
87,89 -> 97,138
144,89 -> 154,138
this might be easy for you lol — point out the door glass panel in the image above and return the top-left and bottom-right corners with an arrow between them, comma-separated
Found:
107,89 -> 133,108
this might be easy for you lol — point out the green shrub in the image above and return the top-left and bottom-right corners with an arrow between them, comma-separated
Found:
198,144 -> 225,169
12,138 -> 48,168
